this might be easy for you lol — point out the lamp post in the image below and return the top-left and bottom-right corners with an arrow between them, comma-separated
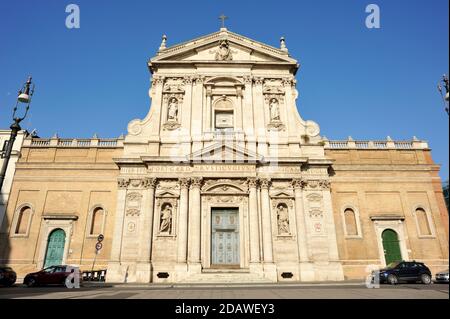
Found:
0,76 -> 35,192
437,74 -> 449,115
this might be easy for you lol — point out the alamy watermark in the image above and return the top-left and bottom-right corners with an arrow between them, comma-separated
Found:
366,4 -> 381,29
65,266 -> 81,289
66,4 -> 80,29
365,264 -> 381,289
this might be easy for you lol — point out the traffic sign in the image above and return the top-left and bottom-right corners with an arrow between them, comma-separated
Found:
95,242 -> 103,251
97,234 -> 104,242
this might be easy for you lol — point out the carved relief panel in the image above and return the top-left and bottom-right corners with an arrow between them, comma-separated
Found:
126,192 -> 143,217
305,192 -> 326,236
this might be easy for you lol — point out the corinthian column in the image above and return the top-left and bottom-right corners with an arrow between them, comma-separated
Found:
292,178 -> 309,262
188,177 -> 203,265
247,178 -> 261,263
260,178 -> 273,263
177,178 -> 190,263
106,178 -> 129,283
136,178 -> 157,283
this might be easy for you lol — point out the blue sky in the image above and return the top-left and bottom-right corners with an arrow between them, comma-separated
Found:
0,0 -> 448,180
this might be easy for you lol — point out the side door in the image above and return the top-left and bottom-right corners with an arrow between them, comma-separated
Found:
395,262 -> 410,281
399,262 -> 417,281
409,263 -> 423,281
52,266 -> 67,285
39,267 -> 56,285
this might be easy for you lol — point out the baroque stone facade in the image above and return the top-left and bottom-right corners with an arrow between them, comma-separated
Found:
0,28 -> 448,283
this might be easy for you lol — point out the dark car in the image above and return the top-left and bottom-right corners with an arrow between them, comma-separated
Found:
0,267 -> 17,287
373,261 -> 432,285
24,265 -> 82,287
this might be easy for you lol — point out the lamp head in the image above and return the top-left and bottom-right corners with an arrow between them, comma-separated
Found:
17,76 -> 33,103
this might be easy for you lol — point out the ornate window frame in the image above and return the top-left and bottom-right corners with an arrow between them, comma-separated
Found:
86,205 -> 107,238
412,205 -> 436,238
10,203 -> 35,238
341,205 -> 363,239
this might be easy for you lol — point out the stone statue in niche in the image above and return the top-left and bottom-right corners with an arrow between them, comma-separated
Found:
277,204 -> 290,234
160,204 -> 172,233
167,98 -> 178,122
269,98 -> 281,121
215,40 -> 233,61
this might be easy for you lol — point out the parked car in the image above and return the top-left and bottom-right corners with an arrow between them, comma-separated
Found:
0,267 -> 17,287
435,269 -> 449,284
372,261 -> 432,285
24,265 -> 82,287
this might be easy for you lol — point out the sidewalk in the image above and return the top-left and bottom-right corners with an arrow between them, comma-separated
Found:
80,280 -> 367,289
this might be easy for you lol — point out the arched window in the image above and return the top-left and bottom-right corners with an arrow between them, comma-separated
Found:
416,208 -> 432,236
15,206 -> 32,235
90,207 -> 105,236
344,208 -> 358,236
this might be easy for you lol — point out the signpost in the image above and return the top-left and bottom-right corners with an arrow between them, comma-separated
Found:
91,234 -> 104,275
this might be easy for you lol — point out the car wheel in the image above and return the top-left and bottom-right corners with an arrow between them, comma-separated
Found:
387,274 -> 398,285
25,278 -> 36,288
421,274 -> 432,285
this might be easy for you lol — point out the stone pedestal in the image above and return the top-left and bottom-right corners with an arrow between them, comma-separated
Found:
263,263 -> 278,282
249,263 -> 264,277
174,263 -> 189,282
299,262 -> 315,282
187,263 -> 202,276
314,262 -> 344,281
135,262 -> 152,283
106,262 -> 126,283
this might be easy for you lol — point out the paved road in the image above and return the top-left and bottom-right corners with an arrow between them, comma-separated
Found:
0,282 -> 448,299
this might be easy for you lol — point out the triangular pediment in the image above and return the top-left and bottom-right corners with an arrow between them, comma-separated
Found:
187,142 -> 264,163
151,29 -> 297,64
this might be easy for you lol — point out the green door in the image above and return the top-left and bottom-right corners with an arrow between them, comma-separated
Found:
382,229 -> 402,266
211,209 -> 240,266
44,229 -> 66,268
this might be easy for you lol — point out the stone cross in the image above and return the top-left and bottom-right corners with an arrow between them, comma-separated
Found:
219,14 -> 228,29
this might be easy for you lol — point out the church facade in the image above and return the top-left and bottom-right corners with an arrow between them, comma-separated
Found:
0,28 -> 448,283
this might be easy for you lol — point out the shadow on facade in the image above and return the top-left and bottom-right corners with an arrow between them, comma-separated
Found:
0,202 -> 12,280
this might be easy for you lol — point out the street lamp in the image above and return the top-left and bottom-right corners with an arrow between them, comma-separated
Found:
0,76 -> 35,192
437,74 -> 449,115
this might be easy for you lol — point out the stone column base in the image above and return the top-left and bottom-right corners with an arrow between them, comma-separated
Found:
263,263 -> 278,282
135,262 -> 152,283
174,263 -> 189,282
188,262 -> 202,276
249,263 -> 264,276
313,261 -> 345,281
106,262 -> 127,283
299,262 -> 315,282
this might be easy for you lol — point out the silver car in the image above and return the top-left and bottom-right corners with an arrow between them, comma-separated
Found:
435,269 -> 449,283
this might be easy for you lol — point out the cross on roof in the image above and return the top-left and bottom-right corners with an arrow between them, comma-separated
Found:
219,14 -> 228,29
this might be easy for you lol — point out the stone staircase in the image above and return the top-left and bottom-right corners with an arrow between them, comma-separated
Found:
182,268 -> 273,284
